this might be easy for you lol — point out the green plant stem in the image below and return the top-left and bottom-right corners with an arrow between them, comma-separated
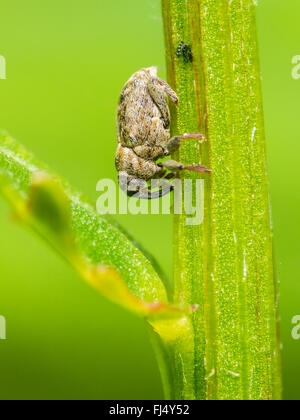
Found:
161,0 -> 282,400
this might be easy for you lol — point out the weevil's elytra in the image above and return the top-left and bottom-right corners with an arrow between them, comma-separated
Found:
116,67 -> 211,199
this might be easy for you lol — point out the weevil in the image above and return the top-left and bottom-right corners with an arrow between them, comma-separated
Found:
115,67 -> 211,199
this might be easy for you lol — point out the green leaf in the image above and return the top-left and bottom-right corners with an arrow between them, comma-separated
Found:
0,131 -> 185,319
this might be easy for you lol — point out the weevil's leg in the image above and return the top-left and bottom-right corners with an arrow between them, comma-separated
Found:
156,78 -> 179,104
147,177 -> 174,199
163,172 -> 177,180
148,78 -> 171,128
144,171 -> 179,199
159,160 -> 211,174
149,171 -> 177,192
148,166 -> 174,189
165,133 -> 206,155
150,172 -> 167,190
146,185 -> 174,199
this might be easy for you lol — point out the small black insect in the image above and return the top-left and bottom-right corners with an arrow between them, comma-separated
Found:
176,41 -> 193,64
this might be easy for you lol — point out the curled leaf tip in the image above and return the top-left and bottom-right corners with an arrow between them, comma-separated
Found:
84,264 -> 187,320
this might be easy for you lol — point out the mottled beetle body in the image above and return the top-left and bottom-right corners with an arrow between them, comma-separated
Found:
116,67 -> 210,199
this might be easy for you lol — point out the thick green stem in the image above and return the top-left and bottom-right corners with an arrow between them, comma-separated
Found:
161,0 -> 282,400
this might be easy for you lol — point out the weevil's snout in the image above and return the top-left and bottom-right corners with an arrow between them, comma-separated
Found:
118,173 -> 173,200
118,173 -> 143,198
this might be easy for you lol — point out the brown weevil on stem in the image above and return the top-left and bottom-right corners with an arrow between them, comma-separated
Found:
115,67 -> 211,199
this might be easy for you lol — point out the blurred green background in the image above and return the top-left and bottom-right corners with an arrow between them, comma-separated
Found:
0,0 -> 299,400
